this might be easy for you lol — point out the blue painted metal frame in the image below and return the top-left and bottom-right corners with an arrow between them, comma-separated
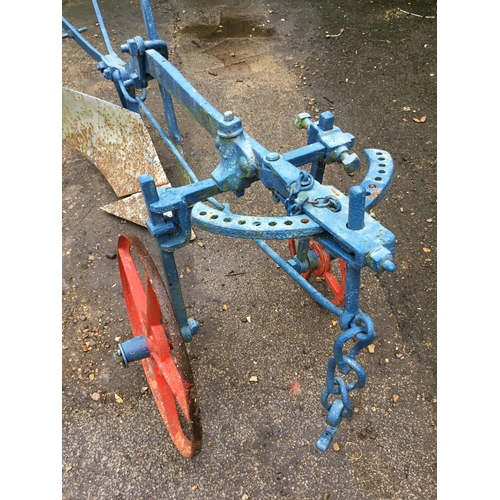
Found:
62,0 -> 397,453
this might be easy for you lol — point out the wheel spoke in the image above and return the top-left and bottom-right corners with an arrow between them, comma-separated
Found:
118,239 -> 147,335
288,237 -> 346,306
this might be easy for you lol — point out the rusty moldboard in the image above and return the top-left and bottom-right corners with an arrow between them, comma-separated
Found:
62,87 -> 169,197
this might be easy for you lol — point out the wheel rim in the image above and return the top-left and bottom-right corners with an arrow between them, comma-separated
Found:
117,233 -> 202,458
289,238 -> 346,306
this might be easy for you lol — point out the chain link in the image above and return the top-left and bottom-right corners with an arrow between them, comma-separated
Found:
285,170 -> 314,215
317,313 -> 375,451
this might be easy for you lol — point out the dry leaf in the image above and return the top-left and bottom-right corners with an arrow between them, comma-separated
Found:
115,393 -> 124,404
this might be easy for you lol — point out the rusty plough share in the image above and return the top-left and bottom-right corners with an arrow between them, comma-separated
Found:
62,0 -> 396,458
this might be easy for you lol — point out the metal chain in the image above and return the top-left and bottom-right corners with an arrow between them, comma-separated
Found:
285,170 -> 314,215
317,313 -> 375,451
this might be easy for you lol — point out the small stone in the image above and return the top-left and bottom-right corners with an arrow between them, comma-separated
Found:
249,376 -> 258,383
222,304 -> 228,311
90,392 -> 100,401
106,252 -> 117,259
242,495 -> 249,500
191,485 -> 198,491
197,241 -> 204,247
367,345 -> 375,354
140,386 -> 149,394
392,394 -> 399,403
333,442 -> 340,452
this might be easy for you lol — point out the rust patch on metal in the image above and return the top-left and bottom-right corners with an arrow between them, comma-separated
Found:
62,87 -> 169,197
101,192 -> 150,226
366,187 -> 382,200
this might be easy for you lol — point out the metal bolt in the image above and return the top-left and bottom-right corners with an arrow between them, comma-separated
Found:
224,111 -> 234,121
318,111 -> 335,131
265,152 -> 280,161
295,112 -> 312,130
383,260 -> 396,272
112,350 -> 125,366
340,152 -> 360,174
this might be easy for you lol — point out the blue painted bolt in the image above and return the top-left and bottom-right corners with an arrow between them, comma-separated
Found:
318,111 -> 335,131
266,152 -> 280,161
383,260 -> 396,272
224,111 -> 234,121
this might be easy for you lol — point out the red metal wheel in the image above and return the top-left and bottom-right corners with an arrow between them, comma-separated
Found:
289,238 -> 346,306
117,233 -> 202,458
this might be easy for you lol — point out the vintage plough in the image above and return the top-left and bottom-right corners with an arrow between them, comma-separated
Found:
62,0 -> 396,458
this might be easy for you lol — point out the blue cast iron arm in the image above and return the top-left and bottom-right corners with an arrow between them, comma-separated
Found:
62,16 -> 105,63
